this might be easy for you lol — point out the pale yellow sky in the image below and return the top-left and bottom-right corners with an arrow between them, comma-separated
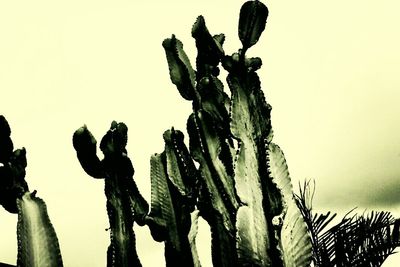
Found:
0,0 -> 399,266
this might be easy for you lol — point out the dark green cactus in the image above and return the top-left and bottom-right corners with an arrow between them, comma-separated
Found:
162,1 -> 312,266
73,122 -> 148,267
147,128 -> 201,267
0,115 -> 63,267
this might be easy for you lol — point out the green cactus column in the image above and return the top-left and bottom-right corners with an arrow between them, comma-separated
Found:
73,121 -> 148,267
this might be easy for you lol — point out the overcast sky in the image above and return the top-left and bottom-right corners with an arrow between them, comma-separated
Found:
0,0 -> 399,266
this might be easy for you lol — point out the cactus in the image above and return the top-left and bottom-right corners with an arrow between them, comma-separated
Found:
162,0 -> 312,266
0,115 -> 63,267
146,128 -> 201,267
73,121 -> 149,267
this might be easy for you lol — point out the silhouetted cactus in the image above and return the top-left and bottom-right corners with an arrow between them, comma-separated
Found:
73,122 -> 148,267
0,115 -> 63,267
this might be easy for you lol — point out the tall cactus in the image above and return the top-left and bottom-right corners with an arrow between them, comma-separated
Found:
73,121 -> 148,267
0,115 -> 63,267
162,0 -> 313,266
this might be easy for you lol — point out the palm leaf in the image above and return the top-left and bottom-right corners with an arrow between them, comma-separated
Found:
295,181 -> 400,267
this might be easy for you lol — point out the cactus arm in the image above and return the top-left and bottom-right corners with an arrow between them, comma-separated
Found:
267,143 -> 312,267
163,129 -> 198,207
162,35 -> 196,101
73,126 -> 104,179
238,0 -> 269,51
192,16 -> 224,79
148,153 -> 196,267
148,129 -> 201,267
16,191 -> 63,267
164,133 -> 187,197
148,153 -> 176,242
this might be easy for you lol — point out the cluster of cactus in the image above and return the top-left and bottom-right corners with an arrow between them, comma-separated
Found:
2,1 -> 400,266
72,0 -> 312,266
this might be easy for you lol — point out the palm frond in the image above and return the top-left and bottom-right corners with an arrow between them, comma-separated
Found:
295,180 -> 400,267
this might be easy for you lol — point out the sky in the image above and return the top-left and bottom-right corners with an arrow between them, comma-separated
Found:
0,0 -> 399,266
